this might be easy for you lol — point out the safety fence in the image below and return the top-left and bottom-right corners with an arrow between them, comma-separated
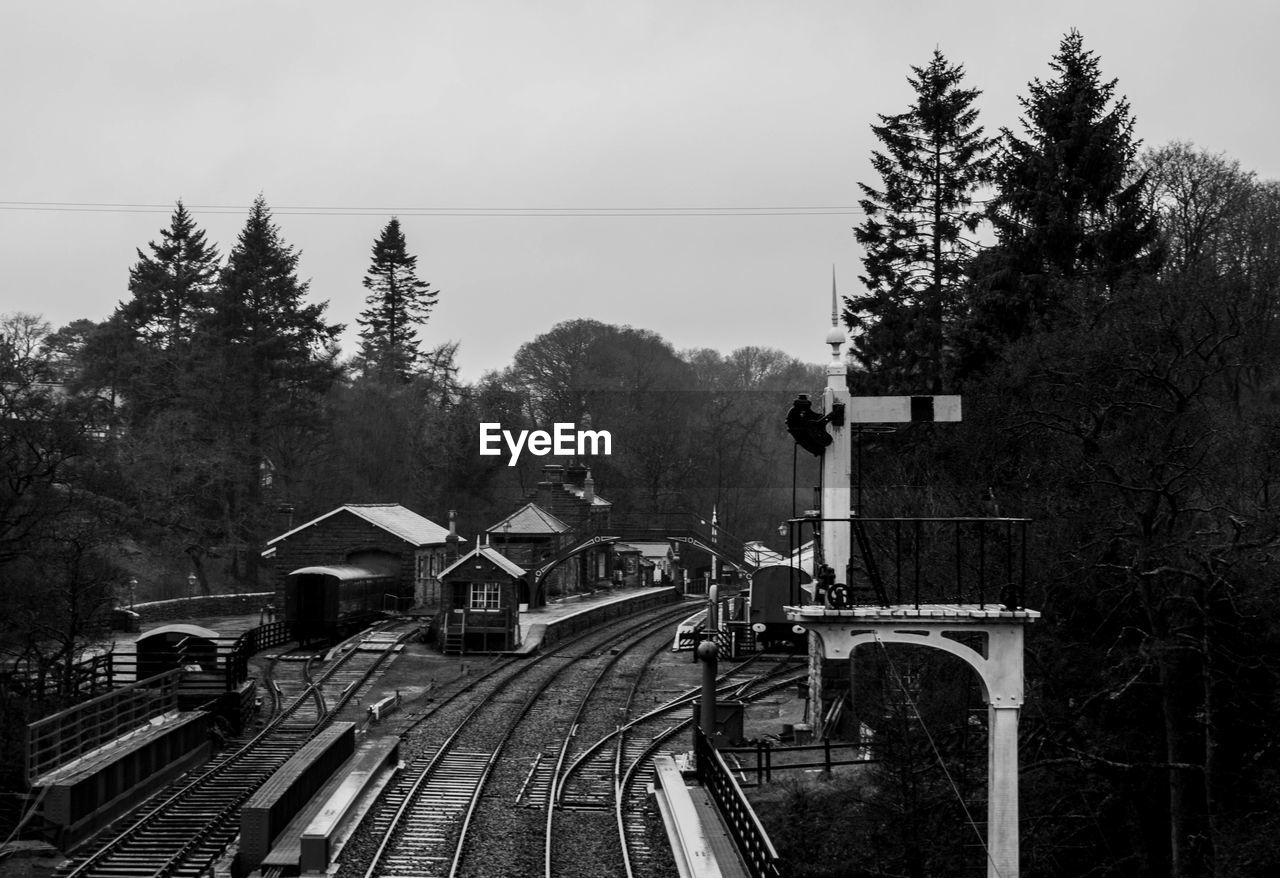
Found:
720,739 -> 875,786
25,669 -> 182,785
0,653 -> 116,708
695,726 -> 782,878
786,516 -> 1031,609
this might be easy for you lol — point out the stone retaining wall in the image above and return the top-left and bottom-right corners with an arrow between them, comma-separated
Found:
131,593 -> 275,625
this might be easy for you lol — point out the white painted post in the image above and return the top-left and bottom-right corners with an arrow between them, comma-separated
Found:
986,620 -> 1026,877
988,704 -> 1021,878
821,360 -> 852,585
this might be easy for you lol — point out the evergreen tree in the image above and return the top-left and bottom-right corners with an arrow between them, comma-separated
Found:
845,49 -> 995,392
123,201 -> 220,351
92,202 -> 221,421
357,217 -> 438,382
959,30 -> 1159,375
201,196 -> 342,583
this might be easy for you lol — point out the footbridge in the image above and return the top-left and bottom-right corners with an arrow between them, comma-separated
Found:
530,512 -> 754,606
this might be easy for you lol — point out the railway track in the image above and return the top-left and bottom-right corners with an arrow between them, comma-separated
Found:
617,664 -> 808,878
348,600 -> 694,878
55,621 -> 414,878
544,651 -> 799,877
348,600 -> 798,878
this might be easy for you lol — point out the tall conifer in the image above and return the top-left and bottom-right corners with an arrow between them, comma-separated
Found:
958,31 -> 1159,375
989,30 -> 1156,284
845,49 -> 995,391
357,218 -> 438,382
105,201 -> 220,420
201,195 -> 342,582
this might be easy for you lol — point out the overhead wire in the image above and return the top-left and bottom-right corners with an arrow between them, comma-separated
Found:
0,200 -> 868,218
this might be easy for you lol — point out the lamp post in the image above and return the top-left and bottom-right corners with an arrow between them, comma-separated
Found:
187,573 -> 197,599
128,577 -> 138,609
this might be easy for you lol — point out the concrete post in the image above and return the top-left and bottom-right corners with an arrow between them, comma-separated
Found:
988,704 -> 1021,878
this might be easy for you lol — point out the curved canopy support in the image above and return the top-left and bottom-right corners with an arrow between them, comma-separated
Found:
530,532 -> 753,607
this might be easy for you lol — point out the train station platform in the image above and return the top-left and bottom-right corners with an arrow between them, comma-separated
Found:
652,754 -> 752,878
514,585 -> 683,654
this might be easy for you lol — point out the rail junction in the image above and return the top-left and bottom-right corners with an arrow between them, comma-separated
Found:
14,585 -> 786,878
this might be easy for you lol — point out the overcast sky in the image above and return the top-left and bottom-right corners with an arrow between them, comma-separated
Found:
3,1 -> 1276,382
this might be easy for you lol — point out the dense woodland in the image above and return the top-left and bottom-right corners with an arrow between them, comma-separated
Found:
778,32 -> 1280,878
1,28 -> 1278,876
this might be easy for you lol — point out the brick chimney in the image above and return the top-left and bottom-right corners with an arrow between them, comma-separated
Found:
565,462 -> 589,487
446,509 -> 461,562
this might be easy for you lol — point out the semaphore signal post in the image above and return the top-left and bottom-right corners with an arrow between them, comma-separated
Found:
783,286 -> 1039,878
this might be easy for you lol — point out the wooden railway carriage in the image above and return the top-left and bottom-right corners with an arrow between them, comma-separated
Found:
285,564 -> 402,643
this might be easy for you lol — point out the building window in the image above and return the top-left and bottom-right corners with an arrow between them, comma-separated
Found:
469,582 -> 501,611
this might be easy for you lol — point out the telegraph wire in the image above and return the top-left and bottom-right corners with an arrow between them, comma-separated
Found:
0,200 -> 868,218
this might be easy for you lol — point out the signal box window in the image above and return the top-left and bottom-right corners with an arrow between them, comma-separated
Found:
469,582 -> 501,611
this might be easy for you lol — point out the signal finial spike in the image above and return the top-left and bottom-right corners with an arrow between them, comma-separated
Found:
826,266 -> 845,361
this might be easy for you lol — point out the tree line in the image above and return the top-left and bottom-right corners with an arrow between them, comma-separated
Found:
0,195 -> 822,747
763,29 -> 1280,878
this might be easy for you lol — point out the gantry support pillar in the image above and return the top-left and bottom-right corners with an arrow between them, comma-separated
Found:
786,603 -> 1038,878
989,703 -> 1020,878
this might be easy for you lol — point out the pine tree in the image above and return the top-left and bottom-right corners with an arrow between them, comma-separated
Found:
357,217 -> 438,382
123,201 -> 220,350
958,31 -> 1159,375
98,202 -> 221,421
200,195 -> 342,583
991,30 -> 1157,281
845,49 -> 996,392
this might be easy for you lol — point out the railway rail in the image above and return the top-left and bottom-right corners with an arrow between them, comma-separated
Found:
344,600 -> 801,878
56,594 -> 793,878
349,601 -> 694,878
55,620 -> 414,878
549,653 -> 803,878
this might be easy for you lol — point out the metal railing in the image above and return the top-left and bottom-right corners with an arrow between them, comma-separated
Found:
720,739 -> 875,786
786,516 -> 1031,609
25,669 -> 183,784
694,726 -> 782,878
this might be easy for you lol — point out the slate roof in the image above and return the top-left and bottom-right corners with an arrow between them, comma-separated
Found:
265,503 -> 453,548
486,502 -> 570,536
439,545 -> 527,580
